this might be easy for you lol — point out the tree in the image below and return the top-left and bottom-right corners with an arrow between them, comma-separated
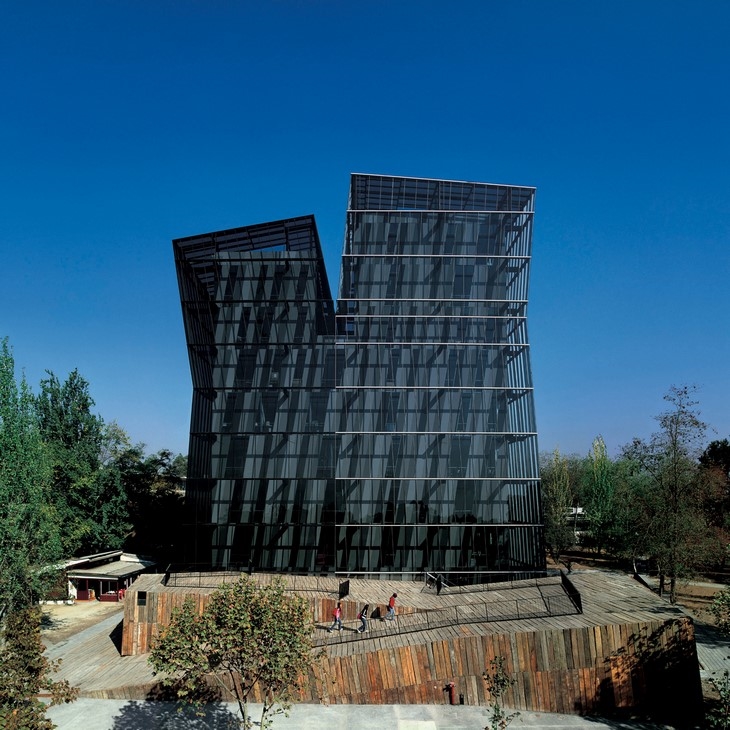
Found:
115,446 -> 186,564
583,436 -> 616,554
37,370 -> 129,555
708,670 -> 730,730
540,449 -> 574,565
709,587 -> 730,635
700,439 -> 730,532
482,656 -> 519,730
0,607 -> 78,729
621,386 -> 723,603
0,339 -> 62,612
149,576 -> 314,729
0,339 -> 76,728
606,455 -> 653,569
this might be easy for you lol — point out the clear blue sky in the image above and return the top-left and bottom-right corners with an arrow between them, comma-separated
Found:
1,1 -> 728,459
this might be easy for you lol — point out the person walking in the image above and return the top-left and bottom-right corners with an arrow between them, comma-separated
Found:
327,602 -> 343,632
357,603 -> 369,633
386,592 -> 397,620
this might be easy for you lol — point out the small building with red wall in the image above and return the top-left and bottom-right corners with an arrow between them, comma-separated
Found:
66,550 -> 156,601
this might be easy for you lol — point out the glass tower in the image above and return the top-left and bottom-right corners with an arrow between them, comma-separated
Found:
174,216 -> 337,570
335,175 -> 542,581
175,175 -> 544,581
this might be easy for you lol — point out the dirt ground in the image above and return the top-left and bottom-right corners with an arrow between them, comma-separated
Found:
40,600 -> 124,645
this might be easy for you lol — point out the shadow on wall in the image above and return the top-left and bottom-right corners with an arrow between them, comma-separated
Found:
594,621 -> 703,728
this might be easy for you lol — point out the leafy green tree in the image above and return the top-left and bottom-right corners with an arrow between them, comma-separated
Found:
701,439 -> 730,476
37,370 -> 129,555
540,449 -> 574,565
700,439 -> 730,532
621,386 -> 723,602
582,436 -> 618,554
114,446 -> 186,563
708,670 -> 730,730
0,607 -> 78,729
149,576 -> 313,729
0,340 -> 76,728
0,339 -> 62,611
709,587 -> 730,635
607,455 -> 653,568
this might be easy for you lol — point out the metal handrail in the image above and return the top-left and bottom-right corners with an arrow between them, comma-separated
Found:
313,582 -> 580,646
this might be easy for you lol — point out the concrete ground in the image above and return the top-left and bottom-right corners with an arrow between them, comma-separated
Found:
46,698 -> 667,729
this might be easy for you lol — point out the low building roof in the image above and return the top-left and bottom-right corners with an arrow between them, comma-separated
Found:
67,557 -> 156,581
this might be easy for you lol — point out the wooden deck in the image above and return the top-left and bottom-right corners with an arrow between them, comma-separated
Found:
50,569 -> 705,724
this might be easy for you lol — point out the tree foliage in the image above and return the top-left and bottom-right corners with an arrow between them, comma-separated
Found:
709,587 -> 730,636
37,370 -> 129,555
149,576 -> 314,729
583,436 -> 616,554
0,607 -> 78,729
708,669 -> 730,730
620,386 -> 724,602
700,439 -> 730,532
117,447 -> 186,564
540,449 -> 574,565
0,340 -> 62,612
482,655 -> 520,730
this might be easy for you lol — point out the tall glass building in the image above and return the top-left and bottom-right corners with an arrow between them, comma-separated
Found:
175,174 -> 543,581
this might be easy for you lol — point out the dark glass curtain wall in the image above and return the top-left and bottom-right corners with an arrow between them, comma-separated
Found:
175,176 -> 544,581
174,216 -> 337,571
334,175 -> 543,581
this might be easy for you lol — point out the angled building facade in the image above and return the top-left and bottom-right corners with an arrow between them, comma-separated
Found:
173,216 -> 337,571
175,174 -> 543,582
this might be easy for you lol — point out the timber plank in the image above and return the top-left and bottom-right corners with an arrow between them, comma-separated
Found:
425,641 -> 437,681
409,645 -> 422,686
333,656 -> 344,697
454,637 -> 467,678
382,648 -> 397,690
401,645 -> 416,687
517,669 -> 528,710
465,635 -> 480,678
432,639 -> 446,680
563,628 -> 574,671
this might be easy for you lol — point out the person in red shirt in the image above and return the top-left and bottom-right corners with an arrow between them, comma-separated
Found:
327,602 -> 343,632
386,593 -> 397,620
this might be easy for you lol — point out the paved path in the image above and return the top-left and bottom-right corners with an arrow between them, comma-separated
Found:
46,698 -> 667,729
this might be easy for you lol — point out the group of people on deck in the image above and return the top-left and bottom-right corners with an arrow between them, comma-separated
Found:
327,592 -> 398,634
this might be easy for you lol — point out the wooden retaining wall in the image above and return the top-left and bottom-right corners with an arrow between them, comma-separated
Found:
122,582 -> 702,722
309,617 -> 701,722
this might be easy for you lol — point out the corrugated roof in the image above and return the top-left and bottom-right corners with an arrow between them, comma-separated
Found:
67,560 -> 155,581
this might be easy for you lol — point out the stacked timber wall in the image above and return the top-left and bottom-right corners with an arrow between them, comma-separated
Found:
311,617 -> 701,723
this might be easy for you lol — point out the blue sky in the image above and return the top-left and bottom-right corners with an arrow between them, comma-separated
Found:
1,1 -> 728,458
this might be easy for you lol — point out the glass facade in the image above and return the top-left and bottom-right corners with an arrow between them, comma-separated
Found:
174,216 -> 337,571
175,175 -> 544,581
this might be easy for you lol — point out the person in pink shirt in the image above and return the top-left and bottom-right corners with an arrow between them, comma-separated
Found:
327,602 -> 343,632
